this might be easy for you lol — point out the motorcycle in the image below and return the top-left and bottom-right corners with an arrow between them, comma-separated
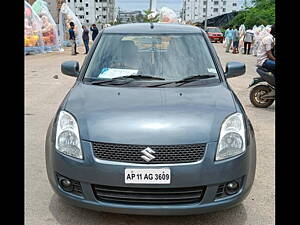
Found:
249,66 -> 275,108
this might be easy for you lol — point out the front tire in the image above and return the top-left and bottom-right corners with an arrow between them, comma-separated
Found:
250,85 -> 274,108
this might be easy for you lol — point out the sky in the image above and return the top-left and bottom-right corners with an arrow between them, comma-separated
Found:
116,0 -> 248,13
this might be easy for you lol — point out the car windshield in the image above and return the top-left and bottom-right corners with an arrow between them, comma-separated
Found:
207,28 -> 221,33
84,33 -> 219,83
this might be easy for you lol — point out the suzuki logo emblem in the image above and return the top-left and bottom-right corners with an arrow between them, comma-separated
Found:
141,147 -> 156,162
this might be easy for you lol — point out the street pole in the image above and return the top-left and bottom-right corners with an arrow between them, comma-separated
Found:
204,0 -> 208,30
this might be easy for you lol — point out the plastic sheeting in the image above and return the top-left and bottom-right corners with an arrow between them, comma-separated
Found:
199,11 -> 239,28
58,3 -> 83,47
159,7 -> 177,23
32,0 -> 60,52
24,1 -> 44,55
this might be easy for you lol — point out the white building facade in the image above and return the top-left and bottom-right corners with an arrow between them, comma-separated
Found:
66,0 -> 115,25
182,0 -> 244,23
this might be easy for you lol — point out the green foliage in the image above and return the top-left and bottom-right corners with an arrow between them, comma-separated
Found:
226,0 -> 275,29
143,9 -> 160,23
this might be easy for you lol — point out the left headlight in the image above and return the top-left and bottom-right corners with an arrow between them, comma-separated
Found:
216,113 -> 246,161
55,110 -> 83,159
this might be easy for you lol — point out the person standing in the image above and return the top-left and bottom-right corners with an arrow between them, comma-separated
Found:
225,26 -> 233,53
82,25 -> 89,54
243,29 -> 254,55
232,26 -> 239,54
90,24 -> 99,41
69,22 -> 78,55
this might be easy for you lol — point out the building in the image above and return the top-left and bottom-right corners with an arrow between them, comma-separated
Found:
66,0 -> 116,25
117,10 -> 143,24
182,0 -> 244,23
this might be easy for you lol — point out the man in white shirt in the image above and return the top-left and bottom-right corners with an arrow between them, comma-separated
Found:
256,24 -> 275,73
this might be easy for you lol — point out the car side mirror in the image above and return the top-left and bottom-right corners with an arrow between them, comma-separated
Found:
61,61 -> 80,77
225,61 -> 246,78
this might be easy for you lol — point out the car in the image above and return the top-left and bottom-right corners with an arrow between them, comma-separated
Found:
205,26 -> 224,43
45,23 -> 256,215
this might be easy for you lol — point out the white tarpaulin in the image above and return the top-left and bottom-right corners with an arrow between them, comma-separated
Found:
58,3 -> 83,47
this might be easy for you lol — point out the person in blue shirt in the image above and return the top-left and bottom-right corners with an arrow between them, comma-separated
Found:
69,22 -> 78,55
225,25 -> 233,53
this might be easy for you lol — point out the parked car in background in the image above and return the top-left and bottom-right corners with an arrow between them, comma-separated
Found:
205,27 -> 224,43
46,23 -> 256,215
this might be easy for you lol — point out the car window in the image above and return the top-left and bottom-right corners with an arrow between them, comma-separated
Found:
207,28 -> 221,33
84,33 -> 219,82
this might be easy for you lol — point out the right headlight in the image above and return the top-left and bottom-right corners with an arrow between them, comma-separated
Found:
55,110 -> 83,159
216,113 -> 246,161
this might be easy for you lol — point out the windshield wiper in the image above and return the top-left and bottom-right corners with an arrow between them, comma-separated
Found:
175,74 -> 216,86
88,74 -> 165,85
117,74 -> 165,80
146,74 -> 216,88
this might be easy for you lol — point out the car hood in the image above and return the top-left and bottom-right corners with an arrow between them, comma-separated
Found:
64,83 -> 236,145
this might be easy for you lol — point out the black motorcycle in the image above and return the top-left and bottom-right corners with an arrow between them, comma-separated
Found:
249,66 -> 275,108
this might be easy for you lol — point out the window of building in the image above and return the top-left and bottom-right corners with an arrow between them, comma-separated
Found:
96,8 -> 98,11
213,8 -> 218,12
67,0 -> 70,2
86,3 -> 88,7
86,12 -> 89,15
74,0 -> 76,2
203,1 -> 207,5
86,19 -> 89,23
233,3 -> 237,6
79,0 -> 82,2
187,14 -> 189,17
223,8 -> 226,12
223,1 -> 226,5
195,7 -> 197,9
95,0 -> 98,2
203,8 -> 206,12
103,7 -> 106,11
214,1 -> 218,5
79,15 -> 84,19
103,15 -> 106,19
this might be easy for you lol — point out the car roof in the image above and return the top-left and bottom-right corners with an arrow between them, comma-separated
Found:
103,23 -> 203,34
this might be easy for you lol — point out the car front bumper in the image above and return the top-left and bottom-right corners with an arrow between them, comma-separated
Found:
209,36 -> 224,42
46,126 -> 256,216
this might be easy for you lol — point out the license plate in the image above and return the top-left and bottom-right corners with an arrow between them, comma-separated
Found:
125,168 -> 171,184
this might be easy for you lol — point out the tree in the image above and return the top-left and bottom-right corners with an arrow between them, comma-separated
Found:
226,0 -> 275,29
143,9 -> 160,23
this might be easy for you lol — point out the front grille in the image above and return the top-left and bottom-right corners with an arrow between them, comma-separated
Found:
92,185 -> 206,205
92,142 -> 206,164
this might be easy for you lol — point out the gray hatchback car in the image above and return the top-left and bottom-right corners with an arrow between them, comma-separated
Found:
45,23 -> 256,215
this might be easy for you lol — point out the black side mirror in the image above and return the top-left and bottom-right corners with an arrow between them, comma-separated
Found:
225,61 -> 246,78
61,61 -> 80,77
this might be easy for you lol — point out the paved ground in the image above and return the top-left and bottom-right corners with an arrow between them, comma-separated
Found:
25,43 -> 275,225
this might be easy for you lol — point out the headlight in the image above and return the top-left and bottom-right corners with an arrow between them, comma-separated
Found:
216,113 -> 246,161
55,110 -> 83,159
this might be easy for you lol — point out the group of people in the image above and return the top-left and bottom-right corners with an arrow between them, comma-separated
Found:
224,25 -> 255,55
68,22 -> 99,55
224,24 -> 275,74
